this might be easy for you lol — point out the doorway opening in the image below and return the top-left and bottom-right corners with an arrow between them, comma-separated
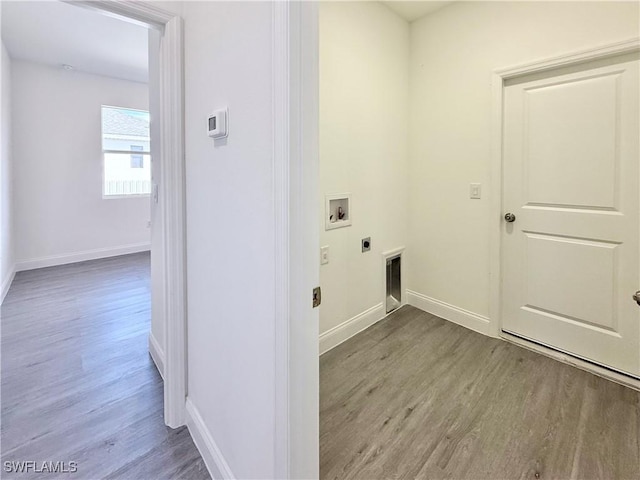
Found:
0,0 -> 190,476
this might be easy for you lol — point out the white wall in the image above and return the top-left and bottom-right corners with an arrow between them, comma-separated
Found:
407,1 -> 640,329
319,2 -> 409,343
182,2 -> 276,478
1,41 -> 14,301
11,61 -> 150,270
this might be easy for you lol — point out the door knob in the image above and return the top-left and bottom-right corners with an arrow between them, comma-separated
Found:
504,213 -> 516,223
633,291 -> 640,306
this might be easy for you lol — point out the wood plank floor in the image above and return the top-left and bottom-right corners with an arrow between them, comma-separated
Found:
320,305 -> 640,480
1,253 -> 209,480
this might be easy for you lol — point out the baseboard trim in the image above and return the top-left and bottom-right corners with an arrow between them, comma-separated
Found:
319,303 -> 386,355
15,243 -> 151,272
185,398 -> 236,480
1,265 -> 16,305
148,332 -> 165,380
407,290 -> 491,336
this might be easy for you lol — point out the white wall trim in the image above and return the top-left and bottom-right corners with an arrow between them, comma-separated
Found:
495,37 -> 640,80
272,3 -> 291,478
282,2 -> 320,478
63,0 -> 173,30
15,243 -> 150,272
148,332 -> 165,380
407,290 -> 492,337
489,37 -> 640,339
320,303 -> 386,355
157,13 -> 187,430
1,265 -> 16,305
489,65 -> 505,339
185,398 -> 236,480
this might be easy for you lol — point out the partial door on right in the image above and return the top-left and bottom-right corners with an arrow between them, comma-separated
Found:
501,53 -> 640,377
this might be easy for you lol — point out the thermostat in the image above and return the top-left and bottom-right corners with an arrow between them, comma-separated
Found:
208,108 -> 228,139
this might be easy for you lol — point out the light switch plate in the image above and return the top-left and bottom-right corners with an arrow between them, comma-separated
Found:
470,183 -> 481,199
320,245 -> 329,265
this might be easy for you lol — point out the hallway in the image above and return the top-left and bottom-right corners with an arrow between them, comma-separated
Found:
1,253 -> 208,479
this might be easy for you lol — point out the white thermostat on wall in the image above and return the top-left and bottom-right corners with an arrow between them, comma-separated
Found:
208,108 -> 228,139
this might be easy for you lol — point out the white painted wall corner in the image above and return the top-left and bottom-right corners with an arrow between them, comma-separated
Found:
148,332 -> 165,380
0,265 -> 15,305
319,302 -> 386,355
14,242 -> 151,272
185,398 -> 236,480
406,290 -> 493,337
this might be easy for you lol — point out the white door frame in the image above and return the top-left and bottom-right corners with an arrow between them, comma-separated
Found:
66,0 -> 187,428
489,37 -> 640,384
274,2 -> 320,477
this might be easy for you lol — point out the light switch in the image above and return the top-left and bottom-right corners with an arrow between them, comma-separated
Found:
320,245 -> 329,265
470,183 -> 481,199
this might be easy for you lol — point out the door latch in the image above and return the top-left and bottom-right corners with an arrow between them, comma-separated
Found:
313,287 -> 322,308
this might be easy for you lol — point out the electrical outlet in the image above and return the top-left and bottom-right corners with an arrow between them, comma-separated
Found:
320,245 -> 329,265
470,183 -> 481,199
362,237 -> 371,253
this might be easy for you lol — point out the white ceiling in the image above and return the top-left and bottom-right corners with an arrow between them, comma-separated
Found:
383,1 -> 453,22
1,1 -> 148,83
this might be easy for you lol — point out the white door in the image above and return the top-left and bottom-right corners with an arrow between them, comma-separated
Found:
502,53 -> 640,376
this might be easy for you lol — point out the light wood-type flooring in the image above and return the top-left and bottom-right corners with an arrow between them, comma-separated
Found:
1,253 -> 209,480
320,305 -> 640,480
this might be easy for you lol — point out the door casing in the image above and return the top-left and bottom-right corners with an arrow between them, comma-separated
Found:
490,37 -> 640,388
64,0 -> 187,427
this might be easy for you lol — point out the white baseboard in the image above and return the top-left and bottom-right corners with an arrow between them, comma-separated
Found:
148,332 -> 165,380
407,290 -> 491,336
319,303 -> 386,355
185,398 -> 235,480
1,265 -> 16,305
15,242 -> 151,272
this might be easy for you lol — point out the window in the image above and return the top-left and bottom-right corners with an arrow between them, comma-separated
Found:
130,145 -> 145,168
101,106 -> 151,197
